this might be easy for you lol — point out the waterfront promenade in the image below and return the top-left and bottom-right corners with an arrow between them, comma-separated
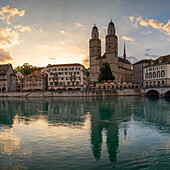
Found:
0,89 -> 140,98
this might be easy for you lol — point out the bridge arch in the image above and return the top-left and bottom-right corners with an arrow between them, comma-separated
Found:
164,91 -> 170,98
146,90 -> 160,97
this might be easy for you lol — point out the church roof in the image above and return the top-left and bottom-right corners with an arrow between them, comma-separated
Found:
118,57 -> 131,64
109,21 -> 114,26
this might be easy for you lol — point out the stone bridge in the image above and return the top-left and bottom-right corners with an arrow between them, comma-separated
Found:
141,87 -> 170,98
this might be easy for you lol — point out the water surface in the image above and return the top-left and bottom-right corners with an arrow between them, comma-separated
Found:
0,97 -> 169,169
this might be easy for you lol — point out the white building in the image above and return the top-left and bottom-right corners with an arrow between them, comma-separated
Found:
143,55 -> 170,88
43,63 -> 87,90
0,64 -> 16,92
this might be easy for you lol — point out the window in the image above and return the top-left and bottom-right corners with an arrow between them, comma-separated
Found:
153,72 -> 156,78
149,72 -> 152,78
66,77 -> 70,80
161,70 -> 165,77
157,71 -> 160,78
76,82 -> 79,85
145,73 -> 148,79
58,68 -> 62,71
67,82 -> 70,85
50,82 -> 53,85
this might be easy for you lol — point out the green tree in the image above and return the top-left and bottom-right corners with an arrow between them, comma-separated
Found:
14,63 -> 38,75
98,62 -> 115,82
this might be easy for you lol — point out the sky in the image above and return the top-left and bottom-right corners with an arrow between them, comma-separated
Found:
0,0 -> 170,68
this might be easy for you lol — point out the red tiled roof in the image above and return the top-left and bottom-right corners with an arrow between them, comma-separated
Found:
23,71 -> 44,79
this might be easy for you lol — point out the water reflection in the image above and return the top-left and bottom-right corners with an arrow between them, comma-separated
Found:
90,97 -> 132,162
0,97 -> 169,169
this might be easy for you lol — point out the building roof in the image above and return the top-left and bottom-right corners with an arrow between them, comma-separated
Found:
23,70 -> 45,79
0,64 -> 11,75
47,63 -> 84,68
133,59 -> 153,65
144,55 -> 170,67
118,57 -> 131,64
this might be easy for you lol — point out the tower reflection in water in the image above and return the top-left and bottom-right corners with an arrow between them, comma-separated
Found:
0,97 -> 169,164
90,97 -> 132,162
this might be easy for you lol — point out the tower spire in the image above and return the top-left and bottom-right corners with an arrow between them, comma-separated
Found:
123,40 -> 126,59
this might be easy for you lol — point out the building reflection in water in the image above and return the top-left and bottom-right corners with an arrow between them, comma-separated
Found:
90,97 -> 132,162
0,97 -> 169,164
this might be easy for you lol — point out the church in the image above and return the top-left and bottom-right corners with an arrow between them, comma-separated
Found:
89,20 -> 132,83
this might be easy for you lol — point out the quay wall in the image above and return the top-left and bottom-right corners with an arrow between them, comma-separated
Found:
0,89 -> 141,98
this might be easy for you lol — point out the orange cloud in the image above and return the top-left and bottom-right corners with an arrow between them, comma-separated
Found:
15,25 -> 31,32
0,27 -> 20,49
122,36 -> 135,42
0,6 -> 25,24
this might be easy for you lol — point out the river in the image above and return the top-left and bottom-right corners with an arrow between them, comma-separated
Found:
0,97 -> 169,169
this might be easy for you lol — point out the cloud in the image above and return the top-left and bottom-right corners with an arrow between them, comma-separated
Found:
60,30 -> 65,34
129,16 -> 170,40
81,57 -> 89,68
126,56 -> 138,64
142,31 -> 152,35
140,19 -> 163,29
0,27 -> 20,49
0,6 -> 25,24
122,36 -> 135,42
144,53 -> 159,58
75,23 -> 83,27
162,20 -> 170,32
15,25 -> 31,32
145,48 -> 152,51
49,57 -> 56,60
0,48 -> 12,62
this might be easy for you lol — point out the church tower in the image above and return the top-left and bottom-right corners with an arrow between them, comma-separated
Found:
105,20 -> 118,81
89,25 -> 101,83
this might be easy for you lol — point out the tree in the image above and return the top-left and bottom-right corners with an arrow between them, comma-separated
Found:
14,63 -> 38,75
98,62 -> 115,82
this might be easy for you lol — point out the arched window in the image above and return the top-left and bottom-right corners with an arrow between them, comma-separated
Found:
153,72 -> 156,78
158,81 -> 160,87
108,45 -> 111,52
154,81 -> 156,87
162,81 -> 164,86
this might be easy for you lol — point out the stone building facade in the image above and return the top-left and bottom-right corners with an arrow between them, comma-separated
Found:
43,63 -> 87,90
143,55 -> 170,88
0,64 -> 16,92
132,59 -> 153,86
22,71 -> 47,91
16,71 -> 24,92
89,21 -> 132,83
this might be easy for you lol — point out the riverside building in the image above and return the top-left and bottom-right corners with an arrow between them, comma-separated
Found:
0,64 -> 16,92
44,63 -> 87,90
89,20 -> 132,83
143,55 -> 170,87
133,59 -> 153,86
22,71 -> 47,91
